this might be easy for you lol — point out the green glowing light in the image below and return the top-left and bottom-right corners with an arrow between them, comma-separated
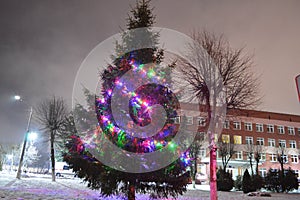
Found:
168,141 -> 177,151
147,68 -> 155,78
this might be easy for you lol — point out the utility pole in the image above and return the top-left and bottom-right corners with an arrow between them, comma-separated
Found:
16,107 -> 33,179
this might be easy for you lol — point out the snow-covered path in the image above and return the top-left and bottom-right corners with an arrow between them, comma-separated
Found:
1,171 -> 300,200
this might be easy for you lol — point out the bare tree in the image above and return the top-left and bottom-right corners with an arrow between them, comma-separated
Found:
277,144 -> 288,191
176,31 -> 260,200
35,96 -> 68,181
218,141 -> 235,173
254,144 -> 264,176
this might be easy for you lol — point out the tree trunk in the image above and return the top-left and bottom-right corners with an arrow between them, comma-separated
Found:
280,159 -> 285,192
193,160 -> 198,188
249,156 -> 253,176
50,131 -> 56,182
128,180 -> 135,200
255,160 -> 259,175
210,145 -> 217,200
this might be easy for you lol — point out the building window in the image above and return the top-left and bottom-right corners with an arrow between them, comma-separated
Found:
259,168 -> 267,177
281,155 -> 288,163
288,126 -> 295,135
199,148 -> 206,157
291,155 -> 298,163
174,116 -> 180,124
289,140 -> 296,148
277,125 -> 285,134
256,137 -> 264,146
270,154 -> 277,162
279,140 -> 286,148
197,117 -> 206,126
298,128 -> 300,135
260,153 -> 266,161
233,121 -> 241,130
235,151 -> 243,160
256,123 -> 263,132
186,116 -> 193,125
196,132 -> 205,141
246,136 -> 253,145
293,170 -> 299,178
268,138 -> 276,147
233,135 -> 242,144
222,134 -> 230,143
267,124 -> 274,133
223,120 -> 229,129
245,122 -> 252,131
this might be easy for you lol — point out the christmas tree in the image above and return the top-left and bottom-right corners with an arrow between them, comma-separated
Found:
64,1 -> 191,199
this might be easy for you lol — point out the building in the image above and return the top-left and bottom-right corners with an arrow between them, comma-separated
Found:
179,105 -> 300,182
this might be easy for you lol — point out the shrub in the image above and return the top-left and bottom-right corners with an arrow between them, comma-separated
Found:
242,169 -> 256,193
217,170 -> 234,191
265,168 -> 298,193
234,175 -> 242,191
265,169 -> 281,192
252,174 -> 263,190
283,169 -> 298,192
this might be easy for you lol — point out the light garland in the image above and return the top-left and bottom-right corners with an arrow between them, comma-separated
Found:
95,56 -> 191,163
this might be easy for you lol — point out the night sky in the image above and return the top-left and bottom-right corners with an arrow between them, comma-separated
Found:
1,0 -> 300,143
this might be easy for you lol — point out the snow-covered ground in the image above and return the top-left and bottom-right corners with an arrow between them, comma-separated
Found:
0,170 -> 300,200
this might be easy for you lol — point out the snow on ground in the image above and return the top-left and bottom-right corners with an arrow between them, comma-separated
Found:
1,170 -> 300,200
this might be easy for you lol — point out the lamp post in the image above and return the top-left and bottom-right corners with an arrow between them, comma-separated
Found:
15,95 -> 33,179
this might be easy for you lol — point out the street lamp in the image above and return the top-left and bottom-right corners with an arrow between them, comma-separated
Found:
28,132 -> 37,141
15,96 -> 33,179
14,95 -> 21,101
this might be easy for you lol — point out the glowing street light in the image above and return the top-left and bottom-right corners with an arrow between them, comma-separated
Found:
28,132 -> 37,141
14,95 -> 21,100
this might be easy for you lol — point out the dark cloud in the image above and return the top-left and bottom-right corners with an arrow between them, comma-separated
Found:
1,0 -> 300,143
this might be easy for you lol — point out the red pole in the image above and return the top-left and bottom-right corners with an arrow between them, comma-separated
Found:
210,143 -> 218,200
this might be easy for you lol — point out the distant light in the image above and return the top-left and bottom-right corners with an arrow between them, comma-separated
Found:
14,95 -> 21,100
28,132 -> 37,141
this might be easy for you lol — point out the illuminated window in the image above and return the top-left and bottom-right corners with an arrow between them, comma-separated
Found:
245,122 -> 252,131
270,154 -> 277,162
256,123 -> 263,132
233,135 -> 242,144
214,134 -> 218,143
233,121 -> 241,130
267,124 -> 274,133
222,134 -> 230,143
278,125 -> 285,134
